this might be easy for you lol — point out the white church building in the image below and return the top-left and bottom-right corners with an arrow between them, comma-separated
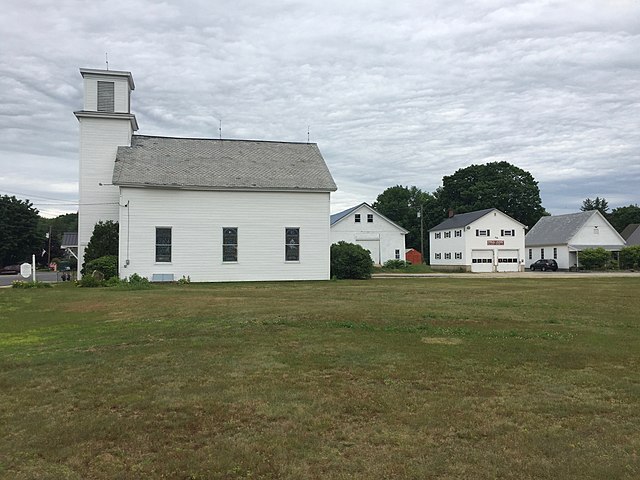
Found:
75,68 -> 337,282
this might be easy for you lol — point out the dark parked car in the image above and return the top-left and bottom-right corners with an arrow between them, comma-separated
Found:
0,265 -> 20,275
529,259 -> 558,271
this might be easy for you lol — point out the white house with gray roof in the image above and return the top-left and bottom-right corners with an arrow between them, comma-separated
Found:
75,68 -> 337,282
429,208 -> 526,272
525,211 -> 625,270
330,203 -> 407,265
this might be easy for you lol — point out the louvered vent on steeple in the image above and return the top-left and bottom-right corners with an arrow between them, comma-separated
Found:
97,81 -> 115,112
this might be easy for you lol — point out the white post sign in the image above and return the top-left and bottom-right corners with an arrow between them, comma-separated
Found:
20,262 -> 32,278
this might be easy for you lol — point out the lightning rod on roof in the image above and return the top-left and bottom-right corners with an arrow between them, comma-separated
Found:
307,125 -> 310,143
219,120 -> 222,140
105,52 -> 109,70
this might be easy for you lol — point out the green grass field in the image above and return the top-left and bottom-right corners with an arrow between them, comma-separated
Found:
1,278 -> 639,479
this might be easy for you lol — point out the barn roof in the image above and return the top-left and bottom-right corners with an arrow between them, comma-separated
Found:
113,135 -> 337,192
330,203 -> 408,233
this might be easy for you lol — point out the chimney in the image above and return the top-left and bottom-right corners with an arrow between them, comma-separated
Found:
448,208 -> 455,218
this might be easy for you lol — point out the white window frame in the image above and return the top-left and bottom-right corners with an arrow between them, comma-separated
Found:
285,227 -> 300,262
155,227 -> 172,263
222,227 -> 238,262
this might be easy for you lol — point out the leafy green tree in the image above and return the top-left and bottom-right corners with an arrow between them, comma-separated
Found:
83,221 -> 119,266
619,246 -> 640,270
579,248 -> 611,270
37,213 -> 79,266
581,197 -> 609,215
0,195 -> 41,266
437,162 -> 547,228
609,204 -> 640,233
330,242 -> 373,279
372,185 -> 443,255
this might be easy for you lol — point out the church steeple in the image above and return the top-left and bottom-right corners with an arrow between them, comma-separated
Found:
74,68 -> 138,277
74,68 -> 138,130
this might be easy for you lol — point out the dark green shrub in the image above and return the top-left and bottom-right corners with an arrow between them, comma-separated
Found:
619,245 -> 640,269
77,275 -> 103,288
579,248 -> 612,270
122,273 -> 152,290
83,255 -> 118,280
12,280 -> 52,289
383,259 -> 410,269
330,242 -> 373,279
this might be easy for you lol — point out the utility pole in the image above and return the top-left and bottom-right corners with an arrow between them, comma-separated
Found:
418,205 -> 424,264
47,226 -> 52,266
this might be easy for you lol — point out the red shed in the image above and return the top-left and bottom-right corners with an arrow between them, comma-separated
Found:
405,248 -> 423,265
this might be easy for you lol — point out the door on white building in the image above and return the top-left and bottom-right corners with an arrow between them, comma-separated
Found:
471,250 -> 494,272
497,250 -> 519,272
359,240 -> 381,265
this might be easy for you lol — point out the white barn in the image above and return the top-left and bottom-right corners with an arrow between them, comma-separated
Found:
75,68 -> 337,282
429,208 -> 526,272
525,211 -> 626,270
330,203 -> 407,265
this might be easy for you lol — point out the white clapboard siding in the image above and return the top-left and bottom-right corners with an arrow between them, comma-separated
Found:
119,188 -> 332,282
78,117 -> 132,266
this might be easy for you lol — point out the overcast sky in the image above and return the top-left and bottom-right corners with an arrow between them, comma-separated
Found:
1,0 -> 639,218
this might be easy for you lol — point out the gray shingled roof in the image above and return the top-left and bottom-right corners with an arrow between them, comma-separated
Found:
525,211 -> 593,246
621,223 -> 640,240
429,208 -> 497,231
621,224 -> 640,245
113,135 -> 337,191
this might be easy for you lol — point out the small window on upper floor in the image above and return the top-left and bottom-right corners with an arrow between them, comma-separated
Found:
435,232 -> 441,239
501,229 -> 515,237
476,229 -> 490,237
454,230 -> 462,237
367,214 -> 373,223
354,214 -> 361,223
444,231 -> 451,238
97,81 -> 115,113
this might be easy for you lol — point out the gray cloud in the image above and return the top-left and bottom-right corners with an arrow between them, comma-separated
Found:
1,0 -> 638,218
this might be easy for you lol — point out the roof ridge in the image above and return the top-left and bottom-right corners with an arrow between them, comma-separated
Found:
132,134 -> 316,146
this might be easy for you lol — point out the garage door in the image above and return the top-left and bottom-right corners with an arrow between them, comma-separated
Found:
471,250 -> 494,272
497,250 -> 519,272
